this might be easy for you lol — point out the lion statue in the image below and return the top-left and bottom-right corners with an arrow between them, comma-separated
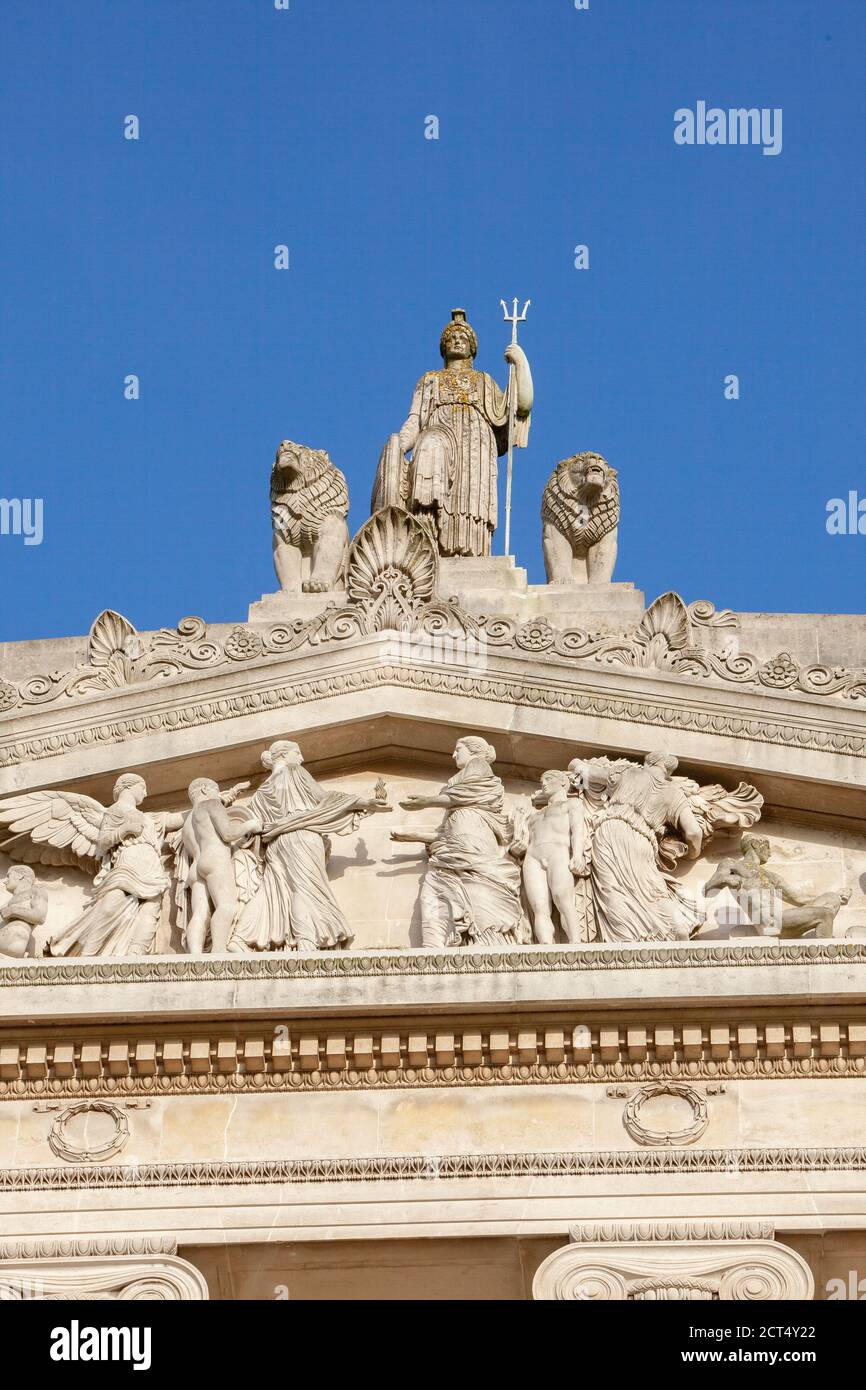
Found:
541,452 -> 619,585
270,440 -> 350,593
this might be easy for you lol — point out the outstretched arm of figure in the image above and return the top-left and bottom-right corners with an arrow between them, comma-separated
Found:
391,828 -> 436,846
677,803 -> 704,861
765,868 -> 813,907
504,344 -> 533,417
400,794 -> 452,811
207,801 -> 261,845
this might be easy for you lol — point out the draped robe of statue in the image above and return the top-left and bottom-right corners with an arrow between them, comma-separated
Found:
373,366 -> 531,558
420,755 -> 525,946
590,763 -> 703,943
229,763 -> 365,952
50,806 -> 170,957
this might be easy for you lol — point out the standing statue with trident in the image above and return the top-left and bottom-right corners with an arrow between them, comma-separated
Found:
372,306 -> 534,557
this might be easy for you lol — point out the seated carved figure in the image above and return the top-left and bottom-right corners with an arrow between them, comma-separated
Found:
0,865 -> 47,958
270,440 -> 350,593
703,835 -> 852,938
541,452 -> 619,585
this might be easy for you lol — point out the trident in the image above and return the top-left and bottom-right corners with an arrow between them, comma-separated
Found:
500,296 -> 530,556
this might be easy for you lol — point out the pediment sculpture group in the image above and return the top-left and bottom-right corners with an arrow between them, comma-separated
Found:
0,732 -> 824,960
0,307 -> 852,958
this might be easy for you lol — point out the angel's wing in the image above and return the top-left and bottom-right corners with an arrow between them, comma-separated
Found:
0,790 -> 106,872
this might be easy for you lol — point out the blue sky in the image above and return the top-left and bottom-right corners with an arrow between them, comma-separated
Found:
1,0 -> 863,641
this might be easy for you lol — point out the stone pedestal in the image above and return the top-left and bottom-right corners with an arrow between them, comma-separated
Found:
526,581 -> 645,627
436,555 -> 528,612
248,588 -> 345,623
436,555 -> 644,627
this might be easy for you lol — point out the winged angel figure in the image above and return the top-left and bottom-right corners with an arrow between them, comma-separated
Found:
0,773 -> 184,956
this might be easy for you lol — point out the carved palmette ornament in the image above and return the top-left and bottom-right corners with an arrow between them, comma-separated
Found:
346,507 -> 438,630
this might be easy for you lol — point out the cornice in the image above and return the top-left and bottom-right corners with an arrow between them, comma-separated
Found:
1,1017 -> 864,1098
1,642 -> 864,776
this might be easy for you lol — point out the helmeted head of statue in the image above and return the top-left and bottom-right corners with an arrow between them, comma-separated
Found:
439,307 -> 477,364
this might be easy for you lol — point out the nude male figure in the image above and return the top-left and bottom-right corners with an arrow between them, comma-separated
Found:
520,769 -> 586,944
179,779 -> 260,954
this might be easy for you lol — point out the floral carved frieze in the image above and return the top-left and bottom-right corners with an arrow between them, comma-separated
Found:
2,1146 -> 866,1194
2,939 -> 866,984
2,582 -> 865,717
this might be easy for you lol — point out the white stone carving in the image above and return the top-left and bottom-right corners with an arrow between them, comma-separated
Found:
541,453 -> 619,584
0,865 -> 47,958
704,834 -> 851,938
621,1082 -> 710,1147
171,778 -> 260,953
371,307 -> 533,556
566,752 -> 763,943
228,741 -> 389,953
48,1100 -> 130,1162
270,440 -> 349,593
392,737 -> 527,947
346,506 -> 438,625
0,1250 -> 208,1300
0,774 -> 184,957
533,1223 -> 814,1301
511,770 -> 589,943
3,588 -> 866,720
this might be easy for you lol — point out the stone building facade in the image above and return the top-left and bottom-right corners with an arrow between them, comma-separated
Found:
1,321 -> 865,1302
